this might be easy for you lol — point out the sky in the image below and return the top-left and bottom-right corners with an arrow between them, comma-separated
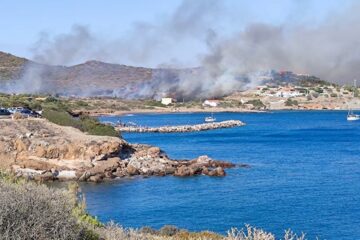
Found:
0,0 -> 356,67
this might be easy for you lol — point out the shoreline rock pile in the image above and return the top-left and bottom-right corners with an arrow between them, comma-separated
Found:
115,120 -> 245,133
0,119 -> 247,182
76,149 -> 238,182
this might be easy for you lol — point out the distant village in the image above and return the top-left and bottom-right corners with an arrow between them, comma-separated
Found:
159,73 -> 360,111
1,71 -> 360,115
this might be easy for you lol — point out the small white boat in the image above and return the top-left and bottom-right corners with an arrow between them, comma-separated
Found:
347,79 -> 359,121
205,113 -> 216,123
347,111 -> 360,121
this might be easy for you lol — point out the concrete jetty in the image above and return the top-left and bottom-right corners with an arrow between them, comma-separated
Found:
115,120 -> 245,133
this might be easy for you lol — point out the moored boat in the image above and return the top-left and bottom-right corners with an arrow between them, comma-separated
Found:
347,111 -> 360,121
205,113 -> 216,122
347,80 -> 359,121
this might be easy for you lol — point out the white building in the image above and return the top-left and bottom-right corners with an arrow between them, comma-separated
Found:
161,97 -> 174,105
203,100 -> 220,107
275,91 -> 302,98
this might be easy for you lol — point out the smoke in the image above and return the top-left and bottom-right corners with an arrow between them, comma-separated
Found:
3,0 -> 360,98
29,0 -> 221,67
171,1 -> 360,98
201,19 -> 360,87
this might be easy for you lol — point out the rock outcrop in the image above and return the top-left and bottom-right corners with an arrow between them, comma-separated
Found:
0,118 -> 242,182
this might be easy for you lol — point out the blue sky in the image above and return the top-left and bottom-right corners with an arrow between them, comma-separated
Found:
0,0 -> 355,66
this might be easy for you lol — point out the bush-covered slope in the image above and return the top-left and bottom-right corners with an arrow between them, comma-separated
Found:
0,51 -> 28,80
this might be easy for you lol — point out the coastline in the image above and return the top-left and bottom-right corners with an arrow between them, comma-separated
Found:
0,106 -> 353,239
88,107 -> 351,117
86,108 -> 267,117
0,118 -> 242,182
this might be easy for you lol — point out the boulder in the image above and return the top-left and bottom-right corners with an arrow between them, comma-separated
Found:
89,157 -> 120,175
114,168 -> 127,177
208,167 -> 226,177
140,167 -> 154,176
174,165 -> 194,177
210,161 -> 235,168
201,167 -> 209,175
104,171 -> 115,179
78,171 -> 91,181
126,164 -> 139,176
88,174 -> 104,183
164,166 -> 176,175
147,147 -> 161,158
195,155 -> 212,164
215,167 -> 226,176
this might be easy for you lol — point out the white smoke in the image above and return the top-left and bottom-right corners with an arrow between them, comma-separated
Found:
2,0 -> 360,98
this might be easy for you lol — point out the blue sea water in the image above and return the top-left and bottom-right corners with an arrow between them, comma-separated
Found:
82,111 -> 360,239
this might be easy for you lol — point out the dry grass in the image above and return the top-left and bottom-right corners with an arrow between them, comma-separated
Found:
0,180 -> 87,240
95,223 -> 306,240
225,226 -> 305,240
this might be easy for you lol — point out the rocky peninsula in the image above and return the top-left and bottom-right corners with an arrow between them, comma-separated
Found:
115,120 -> 245,133
0,118 -> 243,182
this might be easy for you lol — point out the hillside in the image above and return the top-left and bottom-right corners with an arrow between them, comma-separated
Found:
0,51 -> 29,80
0,51 -> 192,98
37,60 -> 157,97
0,51 -> 334,99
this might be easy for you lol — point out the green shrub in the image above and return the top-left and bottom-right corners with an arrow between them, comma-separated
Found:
245,99 -> 266,110
144,100 -> 166,107
42,109 -> 119,137
116,106 -> 131,111
42,109 -> 83,129
80,116 -> 119,137
76,100 -> 89,107
159,225 -> 180,236
285,98 -> 299,106
314,87 -> 324,93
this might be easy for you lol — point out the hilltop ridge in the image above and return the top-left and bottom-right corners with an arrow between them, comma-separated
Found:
0,51 -> 335,99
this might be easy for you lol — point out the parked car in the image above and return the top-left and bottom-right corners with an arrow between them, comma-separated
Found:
8,107 -> 24,114
7,107 -> 41,118
0,108 -> 11,116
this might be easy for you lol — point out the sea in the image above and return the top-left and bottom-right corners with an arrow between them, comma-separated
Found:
80,111 -> 360,239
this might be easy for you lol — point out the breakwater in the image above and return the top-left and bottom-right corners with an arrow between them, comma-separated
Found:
115,120 -> 245,133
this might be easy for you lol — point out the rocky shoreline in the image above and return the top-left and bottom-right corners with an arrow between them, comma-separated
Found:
0,118 -> 246,182
115,120 -> 245,133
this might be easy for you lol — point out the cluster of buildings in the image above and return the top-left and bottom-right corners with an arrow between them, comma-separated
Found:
157,81 -> 359,111
255,85 -> 304,98
160,97 -> 221,107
